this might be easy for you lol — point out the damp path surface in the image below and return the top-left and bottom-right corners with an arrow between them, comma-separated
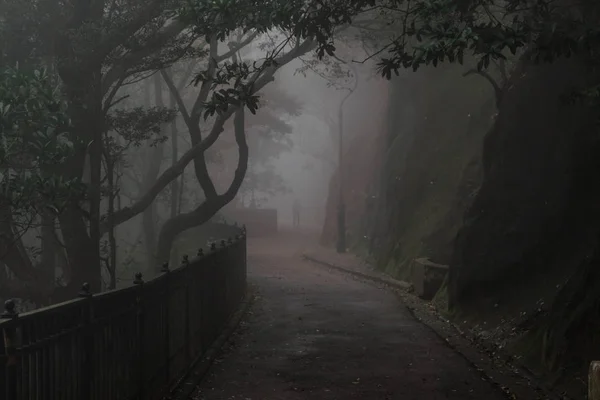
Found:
193,229 -> 506,400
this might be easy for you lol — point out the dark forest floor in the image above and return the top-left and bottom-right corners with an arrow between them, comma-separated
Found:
191,228 -> 507,400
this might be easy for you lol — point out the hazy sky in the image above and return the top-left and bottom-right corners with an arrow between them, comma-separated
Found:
258,55 -> 388,227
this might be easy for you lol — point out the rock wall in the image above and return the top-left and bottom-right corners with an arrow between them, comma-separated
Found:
449,57 -> 599,310
322,54 -> 600,326
320,49 -> 600,383
321,62 -> 498,279
367,63 -> 496,279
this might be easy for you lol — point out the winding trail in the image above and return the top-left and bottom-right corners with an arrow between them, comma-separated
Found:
193,229 -> 506,400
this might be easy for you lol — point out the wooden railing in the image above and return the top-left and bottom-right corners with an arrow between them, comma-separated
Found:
591,361 -> 600,399
410,258 -> 448,300
0,230 -> 247,400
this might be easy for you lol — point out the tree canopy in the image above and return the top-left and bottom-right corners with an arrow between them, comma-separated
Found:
0,0 -> 596,302
0,66 -> 84,233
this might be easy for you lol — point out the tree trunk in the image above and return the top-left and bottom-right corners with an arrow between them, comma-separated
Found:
56,57 -> 104,294
142,74 -> 166,268
178,172 -> 185,214
40,212 -> 57,279
170,92 -> 179,218
156,202 -> 221,265
142,202 -> 157,267
88,96 -> 103,292
106,158 -> 117,290
58,206 -> 98,294
0,199 -> 55,305
67,109 -> 103,293
155,108 -> 249,265
0,206 -> 46,283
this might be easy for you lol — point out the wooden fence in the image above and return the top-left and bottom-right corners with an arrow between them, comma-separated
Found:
0,230 -> 247,400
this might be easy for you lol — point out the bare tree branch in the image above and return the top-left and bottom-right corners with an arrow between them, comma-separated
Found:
103,75 -> 127,114
161,70 -> 192,126
158,59 -> 199,125
101,20 -> 188,95
215,31 -> 260,63
94,0 -> 177,66
102,38 -> 315,232
165,32 -> 260,202
463,68 -> 503,106
190,37 -> 220,119
154,106 -> 248,262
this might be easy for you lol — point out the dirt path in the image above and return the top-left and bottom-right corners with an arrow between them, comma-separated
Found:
193,230 -> 506,400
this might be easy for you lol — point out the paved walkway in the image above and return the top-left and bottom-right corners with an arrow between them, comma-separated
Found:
193,229 -> 506,400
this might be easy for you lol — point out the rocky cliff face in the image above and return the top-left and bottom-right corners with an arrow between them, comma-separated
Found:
322,63 -> 497,277
449,57 -> 598,310
322,54 -> 599,284
366,63 -> 496,279
321,50 -> 600,386
437,56 -> 600,386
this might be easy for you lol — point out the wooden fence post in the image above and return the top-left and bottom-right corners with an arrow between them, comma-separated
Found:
161,262 -> 170,386
79,283 -> 93,400
133,272 -> 145,400
589,361 -> 600,399
2,299 -> 19,400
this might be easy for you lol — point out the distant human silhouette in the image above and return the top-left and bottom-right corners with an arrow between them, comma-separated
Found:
293,199 -> 301,227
